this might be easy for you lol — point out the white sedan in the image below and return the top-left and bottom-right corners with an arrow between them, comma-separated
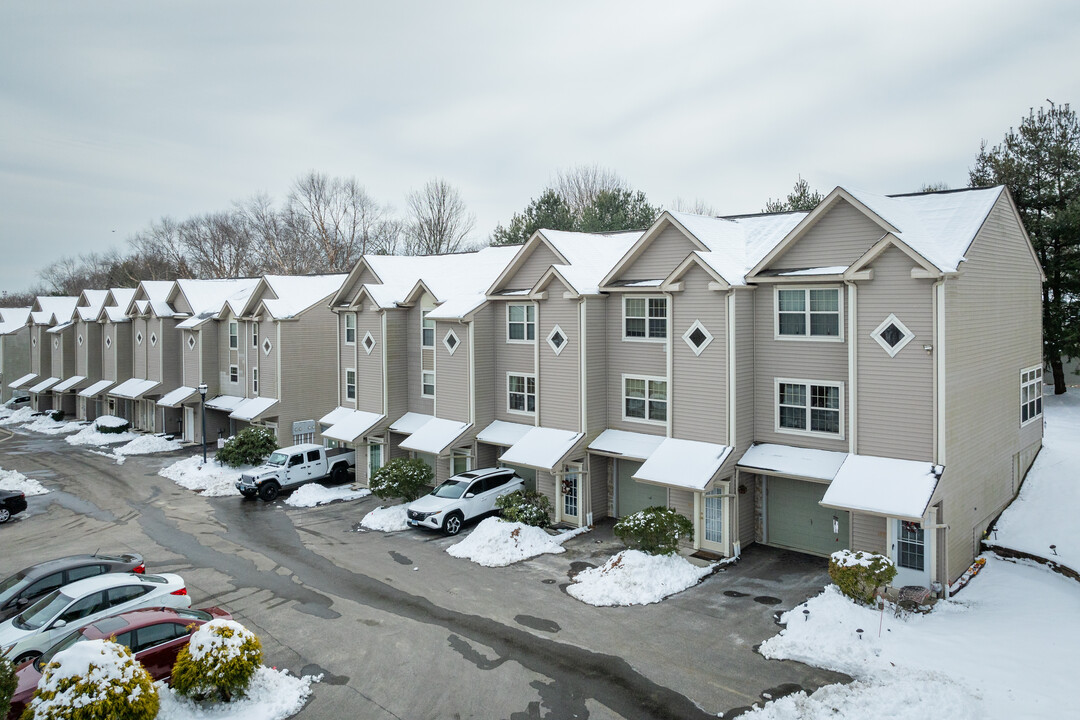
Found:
0,572 -> 190,664
406,467 -> 524,535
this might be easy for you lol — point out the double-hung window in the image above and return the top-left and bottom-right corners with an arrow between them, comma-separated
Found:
624,375 -> 667,423
422,370 -> 435,398
1020,366 -> 1042,426
345,314 -> 356,345
252,322 -> 259,348
508,373 -> 536,414
897,521 -> 925,571
346,369 -> 356,401
252,368 -> 259,395
776,379 -> 842,436
421,311 -> 434,348
507,304 -> 535,342
777,288 -> 841,339
624,297 -> 667,340
229,365 -> 239,383
229,320 -> 238,349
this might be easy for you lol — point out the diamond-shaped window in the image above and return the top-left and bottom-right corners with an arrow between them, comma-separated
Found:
53,338 -> 59,350
547,325 -> 568,356
262,337 -> 273,355
362,331 -> 376,355
187,334 -> 196,350
78,334 -> 84,347
150,332 -> 157,347
443,329 -> 460,355
105,335 -> 112,348
879,324 -> 903,347
32,336 -> 37,347
136,331 -> 143,345
681,320 -> 713,356
872,314 -> 914,357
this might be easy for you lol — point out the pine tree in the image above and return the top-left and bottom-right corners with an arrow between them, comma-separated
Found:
763,175 -> 824,213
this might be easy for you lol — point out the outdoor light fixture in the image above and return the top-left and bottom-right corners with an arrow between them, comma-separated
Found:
198,383 -> 208,464
923,344 -> 934,354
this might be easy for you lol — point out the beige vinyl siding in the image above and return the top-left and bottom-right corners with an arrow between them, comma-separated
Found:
472,305 -> 495,429
183,332 -> 201,388
942,193 -> 1044,582
585,297 -> 607,434
737,473 -> 757,549
668,488 -> 695,547
504,243 -> 561,290
202,327 -> 220,395
475,442 -> 498,469
133,318 -> 147,378
161,319 -> 182,388
588,454 -> 609,521
671,265 -> 726,443
115,326 -> 133,382
102,326 -> 116,381
84,323 -> 101,380
618,225 -> 697,281
277,304 -> 339,444
493,309 -> 535,424
357,307 -> 384,415
537,470 -> 556,506
435,320 -> 469,422
735,289 -> 755,454
385,311 -> 408,423
406,305 -> 433,415
752,284 -> 848,451
537,288 -> 580,432
605,295 -> 666,434
851,513 -> 887,555
855,246 -> 934,460
146,319 -> 163,382
339,314 -> 356,407
218,314 -> 243,394
770,200 -> 885,270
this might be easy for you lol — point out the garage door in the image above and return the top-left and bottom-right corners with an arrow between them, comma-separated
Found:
765,476 -> 849,557
501,463 -> 536,493
616,460 -> 665,517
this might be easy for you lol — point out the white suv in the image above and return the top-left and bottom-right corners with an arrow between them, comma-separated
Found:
406,467 -> 524,535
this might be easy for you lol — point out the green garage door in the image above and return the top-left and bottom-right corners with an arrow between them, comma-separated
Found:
616,460 -> 664,517
502,463 -> 536,493
766,476 -> 849,557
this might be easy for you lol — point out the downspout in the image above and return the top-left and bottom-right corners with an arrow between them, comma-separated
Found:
467,319 -> 475,426
579,298 -> 587,434
933,278 -> 946,465
726,289 -> 736,448
381,312 -> 388,419
335,311 -> 341,407
533,301 -> 540,428
845,281 -> 857,453
665,291 -> 673,438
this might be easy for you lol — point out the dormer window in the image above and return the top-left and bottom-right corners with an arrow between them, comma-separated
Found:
624,297 -> 667,340
422,311 -> 435,348
229,320 -> 238,349
345,313 -> 356,345
507,304 -> 535,342
253,322 -> 259,348
776,287 -> 841,340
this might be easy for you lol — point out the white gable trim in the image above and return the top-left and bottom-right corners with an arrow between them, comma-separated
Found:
487,232 -> 570,295
600,212 -> 708,289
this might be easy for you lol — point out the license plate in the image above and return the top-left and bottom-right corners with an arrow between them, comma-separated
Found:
407,520 -> 419,526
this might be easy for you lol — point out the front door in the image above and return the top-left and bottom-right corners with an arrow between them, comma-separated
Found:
183,407 -> 195,443
892,520 -> 932,588
700,487 -> 726,553
559,463 -> 582,525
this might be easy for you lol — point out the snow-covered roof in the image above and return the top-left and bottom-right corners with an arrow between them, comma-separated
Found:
127,281 -> 177,317
175,314 -> 214,330
98,288 -> 137,323
256,274 -> 347,319
75,290 -> 109,322
476,420 -> 533,447
157,386 -> 199,407
737,443 -> 850,481
53,375 -> 88,392
205,395 -> 246,412
498,426 -> 584,471
79,379 -> 114,397
102,305 -> 130,323
0,307 -> 31,335
821,455 -> 943,522
319,408 -> 385,444
535,230 -> 643,296
389,411 -> 434,435
29,376 -> 60,393
230,396 -> 279,421
399,418 -> 472,455
31,296 -> 79,325
46,321 -> 74,334
633,438 -> 733,491
109,378 -> 160,399
176,278 -> 261,318
588,429 -> 666,462
7,372 -> 37,390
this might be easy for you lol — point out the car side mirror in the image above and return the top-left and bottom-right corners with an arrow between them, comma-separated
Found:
464,493 -> 475,499
51,619 -> 67,630
16,597 -> 28,607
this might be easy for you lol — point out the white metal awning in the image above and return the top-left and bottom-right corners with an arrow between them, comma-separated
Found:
737,443 -> 849,482
29,377 -> 60,393
476,420 -> 533,447
230,397 -> 279,421
319,407 -> 385,443
498,427 -> 584,472
52,376 -> 88,393
821,455 -> 943,523
389,412 -> 434,436
399,418 -> 472,455
79,379 -> 114,398
157,386 -> 199,408
587,429 -> 666,462
7,373 -> 37,390
205,395 -> 245,412
632,438 -> 733,491
109,378 -> 161,399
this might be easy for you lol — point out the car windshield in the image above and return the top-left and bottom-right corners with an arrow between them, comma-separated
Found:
266,452 -> 288,466
34,628 -> 85,671
0,572 -> 27,606
431,480 -> 467,499
15,591 -> 72,630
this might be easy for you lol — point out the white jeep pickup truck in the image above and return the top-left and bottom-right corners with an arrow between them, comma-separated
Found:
236,443 -> 356,501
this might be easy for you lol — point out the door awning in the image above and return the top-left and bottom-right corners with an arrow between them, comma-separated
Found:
79,379 -> 114,398
29,377 -> 61,393
52,376 -> 88,393
319,407 -> 385,443
109,378 -> 161,399
230,397 -> 279,421
632,438 -> 733,491
820,455 -> 943,523
7,373 -> 37,390
587,429 -> 666,462
399,418 -> 472,455
737,443 -> 849,482
389,412 -> 434,436
205,395 -> 245,412
498,427 -> 584,472
476,420 -> 533,447
157,386 -> 199,408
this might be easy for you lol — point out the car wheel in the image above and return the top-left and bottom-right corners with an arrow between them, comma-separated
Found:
331,465 -> 348,484
13,651 -> 40,666
0,508 -> 9,524
443,512 -> 463,536
258,482 -> 280,502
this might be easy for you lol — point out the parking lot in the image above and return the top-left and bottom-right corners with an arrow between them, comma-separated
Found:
0,425 -> 847,719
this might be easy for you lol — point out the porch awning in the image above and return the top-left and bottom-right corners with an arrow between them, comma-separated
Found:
29,377 -> 60,393
389,412 -> 434,436
157,386 -> 199,408
820,455 -> 943,523
632,438 -> 733,491
52,376 -> 88,393
109,378 -> 161,400
205,395 -> 245,412
399,418 -> 472,455
319,407 -> 385,443
230,396 -> 279,421
79,379 -> 114,398
476,420 -> 533,447
498,427 -> 584,472
737,443 -> 849,482
7,373 -> 37,390
587,429 -> 666,462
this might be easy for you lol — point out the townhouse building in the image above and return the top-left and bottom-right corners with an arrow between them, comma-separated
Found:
53,289 -> 111,420
21,296 -> 79,412
0,307 -> 32,403
79,288 -> 137,421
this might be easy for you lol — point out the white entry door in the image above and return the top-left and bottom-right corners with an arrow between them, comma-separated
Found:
700,487 -> 726,553
559,464 -> 582,526
183,407 -> 195,443
892,520 -> 932,588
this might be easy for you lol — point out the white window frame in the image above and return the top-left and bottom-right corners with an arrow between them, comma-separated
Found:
681,319 -> 713,356
346,368 -> 356,401
443,329 -> 460,355
422,370 -> 435,398
507,372 -> 536,415
421,310 -> 435,348
774,377 -> 845,439
368,439 -> 384,478
229,365 -> 239,384
1020,365 -> 1043,427
622,374 -> 668,425
506,303 -> 536,343
345,313 -> 356,345
229,320 -> 238,349
252,368 -> 259,395
546,324 -> 568,356
871,313 -> 915,357
451,449 -> 472,476
623,296 -> 668,342
774,286 -> 844,342
362,330 -> 376,355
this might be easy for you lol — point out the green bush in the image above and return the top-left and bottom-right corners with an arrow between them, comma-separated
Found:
495,489 -> 552,528
613,506 -> 693,555
47,410 -> 65,422
369,457 -> 433,502
171,619 -> 262,703
0,656 -> 15,720
96,419 -> 131,434
828,550 -> 898,605
21,639 -> 158,720
216,427 -> 278,468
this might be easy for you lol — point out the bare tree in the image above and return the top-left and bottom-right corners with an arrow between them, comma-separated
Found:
288,171 -> 394,270
128,217 -> 191,279
553,164 -> 628,218
403,178 -> 476,255
237,193 -> 311,275
669,197 -> 718,216
178,211 -> 257,278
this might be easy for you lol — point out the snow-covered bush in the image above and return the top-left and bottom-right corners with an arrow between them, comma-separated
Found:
22,639 -> 158,720
171,619 -> 262,702
0,656 -> 15,720
828,550 -> 897,604
613,506 -> 693,555
216,427 -> 278,468
369,457 -> 432,502
495,489 -> 552,528
46,410 -> 65,422
95,416 -> 131,434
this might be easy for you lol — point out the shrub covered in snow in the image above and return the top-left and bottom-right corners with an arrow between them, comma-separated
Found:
95,415 -> 131,434
0,656 -> 15,720
171,619 -> 262,702
22,638 -> 158,720
215,427 -> 278,468
46,410 -> 65,422
369,457 -> 432,502
613,506 -> 693,555
828,550 -> 896,604
495,489 -> 552,528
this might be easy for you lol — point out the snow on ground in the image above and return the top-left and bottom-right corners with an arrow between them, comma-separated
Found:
19,415 -> 84,434
758,556 -> 1079,719
0,467 -> 49,495
992,392 -> 1080,572
447,517 -> 590,567
284,483 -> 371,508
65,424 -> 140,446
737,676 -> 975,720
0,407 -> 36,426
359,504 -> 408,532
566,549 -> 713,606
114,434 -> 183,456
156,666 -> 320,720
159,455 -> 248,497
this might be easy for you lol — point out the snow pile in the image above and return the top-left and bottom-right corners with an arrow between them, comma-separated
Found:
447,517 -> 589,567
114,434 -> 183,456
759,557 -> 1079,718
737,676 -> 975,719
20,415 -> 83,434
94,414 -> 130,428
284,483 -> 371,508
159,455 -> 249,497
567,550 -> 713,606
65,424 -> 140,447
0,407 -> 36,426
359,505 -> 409,532
156,666 -> 319,720
0,467 -> 49,495
25,639 -> 156,719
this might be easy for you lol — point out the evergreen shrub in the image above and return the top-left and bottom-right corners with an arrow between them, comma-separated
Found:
369,457 -> 433,502
613,506 -> 693,555
171,619 -> 262,703
216,427 -> 278,468
828,550 -> 897,605
495,489 -> 552,528
0,656 -> 15,720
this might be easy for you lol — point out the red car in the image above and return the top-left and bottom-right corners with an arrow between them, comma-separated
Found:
6,606 -> 231,719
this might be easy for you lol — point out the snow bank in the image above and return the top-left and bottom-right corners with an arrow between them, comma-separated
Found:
65,424 -> 140,446
284,483 -> 370,508
737,676 -> 977,719
446,517 -> 589,567
20,415 -> 83,434
359,505 -> 408,532
567,550 -> 712,606
0,407 -> 36,426
114,434 -> 183,456
159,455 -> 248,497
0,467 -> 49,496
156,666 -> 319,720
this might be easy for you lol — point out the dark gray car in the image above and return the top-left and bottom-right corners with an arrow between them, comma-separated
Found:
0,553 -> 145,621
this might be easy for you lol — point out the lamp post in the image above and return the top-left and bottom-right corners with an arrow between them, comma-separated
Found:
198,383 -> 208,464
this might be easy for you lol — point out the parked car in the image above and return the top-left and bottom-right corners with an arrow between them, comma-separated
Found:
0,490 -> 27,525
5,605 -> 231,719
0,572 -> 189,665
1,395 -> 29,410
406,467 -> 524,535
0,553 -> 145,622
236,443 -> 356,501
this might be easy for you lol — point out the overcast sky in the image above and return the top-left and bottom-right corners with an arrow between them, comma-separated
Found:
2,1 -> 1078,295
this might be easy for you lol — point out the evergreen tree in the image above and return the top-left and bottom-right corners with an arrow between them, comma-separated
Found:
491,189 -> 575,246
763,175 -> 824,213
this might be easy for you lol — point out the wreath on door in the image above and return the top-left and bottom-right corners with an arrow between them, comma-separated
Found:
561,477 -> 575,495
